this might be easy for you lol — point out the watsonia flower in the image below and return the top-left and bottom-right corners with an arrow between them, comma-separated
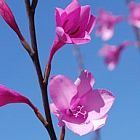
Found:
96,9 -> 122,41
99,41 -> 131,70
48,0 -> 96,65
49,70 -> 115,135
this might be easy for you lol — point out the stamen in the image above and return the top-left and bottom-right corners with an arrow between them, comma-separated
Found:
73,105 -> 87,119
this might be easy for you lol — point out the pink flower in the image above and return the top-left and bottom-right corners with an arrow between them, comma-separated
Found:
128,1 -> 140,28
99,41 -> 131,70
0,84 -> 37,112
48,0 -> 96,65
96,10 -> 122,41
0,0 -> 24,41
49,70 -> 115,135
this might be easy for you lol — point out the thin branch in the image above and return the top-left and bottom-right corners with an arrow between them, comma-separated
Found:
73,45 -> 85,73
20,39 -> 34,57
34,109 -> 48,127
31,0 -> 38,12
24,0 -> 56,139
59,126 -> 65,140
93,130 -> 101,140
133,26 -> 140,48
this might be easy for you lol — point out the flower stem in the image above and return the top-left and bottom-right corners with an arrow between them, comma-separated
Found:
59,126 -> 65,140
73,45 -> 85,73
94,130 -> 101,140
24,0 -> 56,139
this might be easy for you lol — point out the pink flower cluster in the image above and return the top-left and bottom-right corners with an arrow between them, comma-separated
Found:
0,0 -> 115,137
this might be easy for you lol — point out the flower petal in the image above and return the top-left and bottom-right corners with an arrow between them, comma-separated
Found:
50,103 -> 59,116
63,4 -> 80,33
86,15 -> 96,34
99,44 -> 117,57
0,0 -> 24,40
49,75 -> 77,111
56,27 -> 72,43
74,70 -> 95,97
128,2 -> 140,28
71,32 -> 91,44
71,5 -> 91,38
55,8 -> 64,27
79,90 -> 105,113
88,89 -> 115,119
90,114 -> 108,131
65,0 -> 80,15
0,84 -> 37,112
98,27 -> 114,41
79,5 -> 91,32
64,114 -> 107,136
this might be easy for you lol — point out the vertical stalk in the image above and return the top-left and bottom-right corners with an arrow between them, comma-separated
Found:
59,126 -> 65,140
73,45 -> 85,73
24,0 -> 56,139
94,130 -> 101,140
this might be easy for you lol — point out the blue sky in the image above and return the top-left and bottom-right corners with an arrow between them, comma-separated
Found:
0,0 -> 140,140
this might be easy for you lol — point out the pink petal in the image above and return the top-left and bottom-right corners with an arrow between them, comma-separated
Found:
70,5 -> 91,38
63,5 -> 80,33
49,75 -> 77,111
50,103 -> 65,126
86,15 -> 96,34
90,115 -> 108,131
128,2 -> 140,28
0,0 -> 24,41
129,1 -> 136,10
56,27 -> 72,44
50,103 -> 59,116
107,63 -> 116,71
88,89 -> 115,119
99,45 -> 117,57
71,32 -> 91,44
0,84 -> 37,112
55,8 -> 64,26
64,114 -> 107,136
79,90 -> 105,113
74,70 -> 95,97
98,27 -> 114,41
79,5 -> 91,33
65,0 -> 80,15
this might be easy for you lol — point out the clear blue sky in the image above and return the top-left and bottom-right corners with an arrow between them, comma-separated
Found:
0,0 -> 140,140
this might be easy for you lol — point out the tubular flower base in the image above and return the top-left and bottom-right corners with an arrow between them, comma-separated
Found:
48,0 -> 96,65
49,70 -> 115,136
99,41 -> 131,70
0,84 -> 37,112
96,9 -> 122,41
128,1 -> 140,28
0,0 -> 24,41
